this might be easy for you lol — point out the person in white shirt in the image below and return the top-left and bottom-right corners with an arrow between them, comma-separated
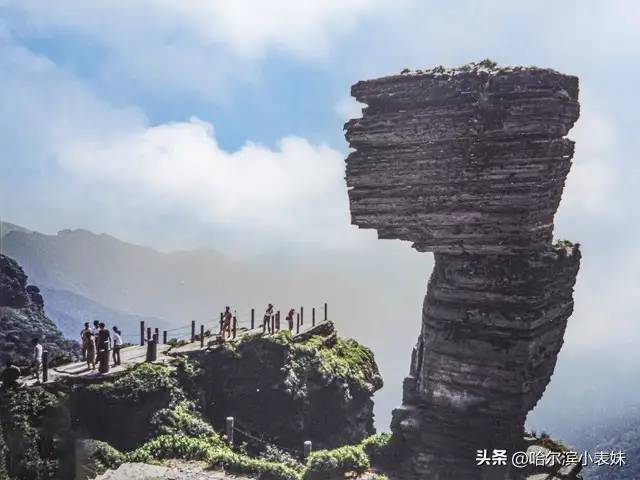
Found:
112,326 -> 123,367
32,338 -> 43,383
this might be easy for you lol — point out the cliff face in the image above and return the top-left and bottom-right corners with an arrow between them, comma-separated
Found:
182,322 -> 382,450
344,62 -> 581,479
0,254 -> 77,367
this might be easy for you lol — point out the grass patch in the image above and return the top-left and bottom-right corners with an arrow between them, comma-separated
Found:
85,363 -> 178,402
303,445 -> 370,480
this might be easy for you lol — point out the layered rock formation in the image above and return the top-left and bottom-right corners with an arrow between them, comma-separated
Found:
0,254 -> 77,367
344,61 -> 581,479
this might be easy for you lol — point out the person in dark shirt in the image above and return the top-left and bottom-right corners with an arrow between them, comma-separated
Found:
96,323 -> 111,373
286,308 -> 295,331
97,323 -> 111,353
263,303 -> 274,333
0,360 -> 21,389
222,306 -> 233,339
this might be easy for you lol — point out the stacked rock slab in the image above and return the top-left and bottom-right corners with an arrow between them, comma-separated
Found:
344,62 -> 581,479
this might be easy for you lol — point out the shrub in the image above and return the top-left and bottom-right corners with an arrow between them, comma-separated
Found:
361,433 -> 391,465
127,434 -> 301,480
260,444 -> 302,469
127,434 -> 224,463
209,449 -> 301,480
86,363 -> 178,402
150,402 -> 215,438
85,440 -> 124,476
303,445 -> 370,480
0,386 -> 65,479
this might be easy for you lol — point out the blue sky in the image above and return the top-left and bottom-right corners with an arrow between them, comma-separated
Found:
1,0 -> 639,435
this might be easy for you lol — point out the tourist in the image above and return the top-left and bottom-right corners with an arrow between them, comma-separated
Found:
286,308 -> 295,331
80,322 -> 91,361
96,323 -> 111,373
112,326 -> 122,367
0,360 -> 21,389
32,338 -> 43,383
97,323 -> 111,353
86,333 -> 96,371
222,306 -> 233,339
263,303 -> 274,333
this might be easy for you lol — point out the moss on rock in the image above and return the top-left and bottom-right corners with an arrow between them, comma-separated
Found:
179,322 -> 382,450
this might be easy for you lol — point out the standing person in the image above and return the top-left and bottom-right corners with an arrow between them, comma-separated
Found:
32,338 -> 43,383
263,303 -> 274,333
86,333 -> 96,371
286,308 -> 295,331
80,322 -> 91,361
96,323 -> 111,373
92,320 -> 100,336
112,326 -> 122,367
222,307 -> 233,339
0,360 -> 21,389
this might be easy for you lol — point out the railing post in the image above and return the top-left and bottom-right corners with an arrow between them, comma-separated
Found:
226,417 -> 234,445
296,313 -> 300,334
163,330 -> 167,344
191,320 -> 196,343
140,320 -> 145,346
154,327 -> 159,338
200,324 -> 205,348
42,350 -> 49,383
304,440 -> 312,459
312,308 -> 316,326
271,314 -> 275,334
146,327 -> 151,342
219,313 -> 223,335
324,302 -> 328,322
146,334 -> 157,362
232,316 -> 237,339
251,308 -> 255,330
276,311 -> 280,331
300,306 -> 304,325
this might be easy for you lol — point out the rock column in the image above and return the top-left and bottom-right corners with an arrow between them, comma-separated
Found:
344,62 -> 581,479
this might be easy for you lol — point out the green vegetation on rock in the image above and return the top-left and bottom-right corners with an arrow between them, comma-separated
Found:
151,401 -> 215,438
303,444 -> 370,480
86,363 -> 178,402
0,386 -> 70,479
128,433 -> 302,480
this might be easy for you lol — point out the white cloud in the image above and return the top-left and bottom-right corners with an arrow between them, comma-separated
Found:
11,0 -> 391,57
335,95 -> 364,121
561,97 -> 619,218
0,33 -> 357,250
5,0 -> 396,100
58,119 -> 351,242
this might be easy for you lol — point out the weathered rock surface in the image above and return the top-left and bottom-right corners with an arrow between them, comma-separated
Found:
346,62 -> 579,255
0,254 -> 77,367
344,62 -> 581,479
181,322 -> 382,451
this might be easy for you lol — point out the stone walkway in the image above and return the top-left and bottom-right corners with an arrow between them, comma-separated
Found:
25,323 -> 328,386
95,461 -> 250,480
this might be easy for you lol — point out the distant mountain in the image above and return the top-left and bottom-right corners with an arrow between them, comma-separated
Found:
572,405 -> 640,480
0,220 -> 434,429
41,287 -> 169,345
0,253 -> 77,366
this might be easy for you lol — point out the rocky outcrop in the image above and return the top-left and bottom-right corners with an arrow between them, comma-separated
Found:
180,322 -> 382,451
344,61 -> 581,479
0,254 -> 77,367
